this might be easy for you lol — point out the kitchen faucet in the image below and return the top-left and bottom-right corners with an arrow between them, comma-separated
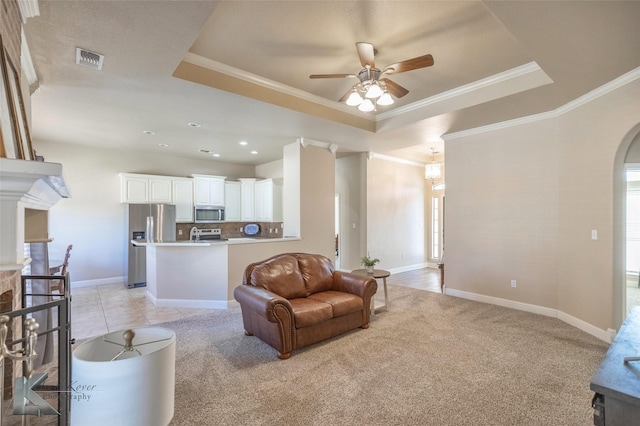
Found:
190,227 -> 199,242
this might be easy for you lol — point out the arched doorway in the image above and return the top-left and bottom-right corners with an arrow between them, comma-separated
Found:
613,123 -> 640,329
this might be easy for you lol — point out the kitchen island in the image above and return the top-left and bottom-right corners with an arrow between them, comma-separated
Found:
132,237 -> 301,309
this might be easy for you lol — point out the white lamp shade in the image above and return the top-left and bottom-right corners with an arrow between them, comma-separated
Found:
377,92 -> 394,106
71,327 -> 176,426
358,98 -> 375,112
345,90 -> 363,106
365,83 -> 383,99
425,162 -> 442,180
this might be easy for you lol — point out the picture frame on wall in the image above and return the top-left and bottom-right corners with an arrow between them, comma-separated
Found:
0,37 -> 20,159
4,50 -> 34,160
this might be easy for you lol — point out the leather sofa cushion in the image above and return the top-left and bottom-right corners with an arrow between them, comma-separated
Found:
250,255 -> 306,299
290,298 -> 333,328
297,253 -> 334,295
307,291 -> 363,318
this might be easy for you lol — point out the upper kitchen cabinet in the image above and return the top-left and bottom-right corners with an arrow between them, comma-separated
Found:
120,173 -> 172,204
193,175 -> 226,206
225,181 -> 241,222
239,178 -> 256,221
255,178 -> 283,222
172,178 -> 194,223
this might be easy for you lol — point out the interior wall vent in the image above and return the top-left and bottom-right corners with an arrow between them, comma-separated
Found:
75,48 -> 104,71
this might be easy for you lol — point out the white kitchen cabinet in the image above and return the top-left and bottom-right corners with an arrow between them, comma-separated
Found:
193,175 -> 226,206
149,177 -> 172,202
120,173 -> 172,203
172,178 -> 194,223
255,178 -> 282,222
239,178 -> 256,221
224,181 -> 241,221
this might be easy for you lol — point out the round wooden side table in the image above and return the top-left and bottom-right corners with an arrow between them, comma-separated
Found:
351,268 -> 390,314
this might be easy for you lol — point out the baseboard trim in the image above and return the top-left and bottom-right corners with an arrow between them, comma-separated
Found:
445,288 -> 613,343
71,276 -> 126,289
388,262 -> 433,274
146,291 -> 238,310
337,262 -> 433,274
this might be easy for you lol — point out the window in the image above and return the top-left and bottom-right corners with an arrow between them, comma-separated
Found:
432,197 -> 440,260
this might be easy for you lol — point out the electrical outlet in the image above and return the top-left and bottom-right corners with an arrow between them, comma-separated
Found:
240,227 -> 243,232
511,280 -> 517,288
275,228 -> 278,234
178,229 -> 182,236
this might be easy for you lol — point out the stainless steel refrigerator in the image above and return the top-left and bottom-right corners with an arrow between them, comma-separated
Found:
127,203 -> 176,288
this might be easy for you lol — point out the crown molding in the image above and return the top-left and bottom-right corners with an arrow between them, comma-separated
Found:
376,62 -> 547,121
17,0 -> 39,23
367,152 -> 426,167
298,137 -> 338,154
183,52 -> 370,120
443,65 -> 640,141
21,30 -> 38,86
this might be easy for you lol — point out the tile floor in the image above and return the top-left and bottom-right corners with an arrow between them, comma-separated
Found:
71,284 -> 214,341
71,267 -> 444,341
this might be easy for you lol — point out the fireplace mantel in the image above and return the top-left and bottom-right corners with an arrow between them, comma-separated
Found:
0,158 -> 69,270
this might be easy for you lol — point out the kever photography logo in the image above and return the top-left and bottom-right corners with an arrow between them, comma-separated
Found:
12,373 -> 99,417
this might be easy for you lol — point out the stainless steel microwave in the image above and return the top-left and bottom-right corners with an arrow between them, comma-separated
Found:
194,206 -> 225,223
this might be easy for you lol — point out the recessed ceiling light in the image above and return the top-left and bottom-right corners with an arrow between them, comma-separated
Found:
239,141 -> 248,146
212,153 -> 220,157
158,143 -> 169,147
143,130 -> 155,135
250,150 -> 258,155
188,122 -> 202,128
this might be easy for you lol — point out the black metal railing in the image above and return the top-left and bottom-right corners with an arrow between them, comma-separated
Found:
3,273 -> 72,426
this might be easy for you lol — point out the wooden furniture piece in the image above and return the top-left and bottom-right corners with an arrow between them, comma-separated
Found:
591,306 -> 640,425
351,268 -> 390,314
49,244 -> 72,294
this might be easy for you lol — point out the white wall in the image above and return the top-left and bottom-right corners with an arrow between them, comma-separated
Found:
255,159 -> 283,179
366,156 -> 428,271
336,153 -> 366,270
445,73 -> 640,335
446,119 -> 560,307
33,141 -> 254,285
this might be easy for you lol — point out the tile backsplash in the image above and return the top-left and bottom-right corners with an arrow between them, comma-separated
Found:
176,222 -> 284,240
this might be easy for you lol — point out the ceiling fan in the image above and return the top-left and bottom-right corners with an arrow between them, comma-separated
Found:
310,42 -> 434,111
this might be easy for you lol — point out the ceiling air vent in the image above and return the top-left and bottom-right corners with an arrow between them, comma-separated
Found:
75,48 -> 104,71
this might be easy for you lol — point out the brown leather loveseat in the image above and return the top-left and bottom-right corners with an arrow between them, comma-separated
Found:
234,253 -> 377,359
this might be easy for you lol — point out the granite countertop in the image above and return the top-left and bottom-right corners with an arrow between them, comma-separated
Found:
132,237 -> 299,247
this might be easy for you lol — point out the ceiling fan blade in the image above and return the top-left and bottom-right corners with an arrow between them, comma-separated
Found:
380,78 -> 409,98
356,42 -> 375,68
383,54 -> 434,75
309,73 -> 355,79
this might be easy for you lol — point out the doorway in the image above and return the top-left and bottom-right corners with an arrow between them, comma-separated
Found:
335,193 -> 340,269
615,123 -> 640,329
626,166 -> 640,314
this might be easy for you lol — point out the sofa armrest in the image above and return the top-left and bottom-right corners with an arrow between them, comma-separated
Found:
233,285 -> 293,323
332,271 -> 377,299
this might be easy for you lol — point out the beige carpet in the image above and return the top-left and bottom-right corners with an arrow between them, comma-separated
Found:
163,285 -> 608,425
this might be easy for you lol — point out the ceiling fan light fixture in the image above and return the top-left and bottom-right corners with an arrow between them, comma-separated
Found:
365,82 -> 383,99
358,98 -> 375,112
377,92 -> 394,106
346,90 -> 363,106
